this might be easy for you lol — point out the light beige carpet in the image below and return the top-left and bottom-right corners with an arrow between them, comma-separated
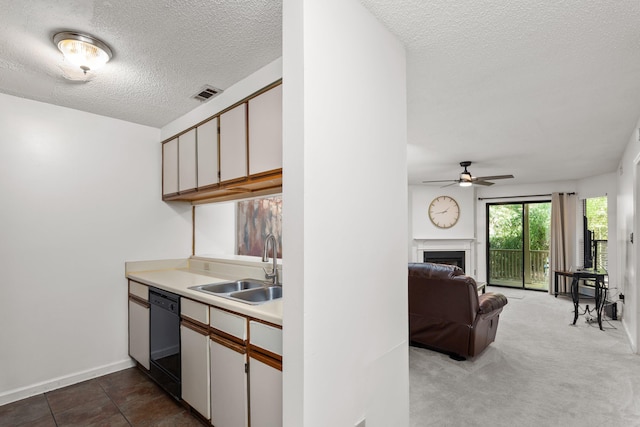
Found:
410,287 -> 640,427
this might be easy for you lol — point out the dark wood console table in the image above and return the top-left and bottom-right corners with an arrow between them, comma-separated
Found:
555,269 -> 608,330
554,270 -> 573,297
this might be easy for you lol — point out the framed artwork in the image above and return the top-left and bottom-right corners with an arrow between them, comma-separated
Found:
236,196 -> 282,258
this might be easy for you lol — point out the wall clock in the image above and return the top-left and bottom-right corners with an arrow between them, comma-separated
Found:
428,196 -> 460,229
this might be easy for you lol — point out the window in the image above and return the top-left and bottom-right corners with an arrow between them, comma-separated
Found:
582,196 -> 607,270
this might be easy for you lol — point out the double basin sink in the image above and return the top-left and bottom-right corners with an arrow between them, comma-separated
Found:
190,279 -> 282,305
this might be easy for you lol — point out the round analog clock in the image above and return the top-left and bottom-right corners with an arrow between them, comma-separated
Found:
428,196 -> 460,229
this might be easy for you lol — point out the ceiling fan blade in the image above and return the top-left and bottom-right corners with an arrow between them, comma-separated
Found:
473,180 -> 494,186
473,174 -> 514,181
421,179 -> 458,184
440,182 -> 459,188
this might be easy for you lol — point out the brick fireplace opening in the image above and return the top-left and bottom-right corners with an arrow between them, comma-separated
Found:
423,250 -> 465,272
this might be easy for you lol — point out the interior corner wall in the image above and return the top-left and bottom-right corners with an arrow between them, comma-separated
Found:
0,93 -> 192,404
617,122 -> 640,352
283,0 -> 409,425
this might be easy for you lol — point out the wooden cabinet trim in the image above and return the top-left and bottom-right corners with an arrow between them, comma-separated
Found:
128,295 -> 150,309
210,327 -> 246,346
211,333 -> 246,355
181,318 -> 209,336
165,172 -> 281,204
250,350 -> 282,371
249,345 -> 282,363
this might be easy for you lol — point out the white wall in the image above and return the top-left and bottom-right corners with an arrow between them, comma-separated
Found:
617,120 -> 640,352
410,185 -> 475,240
193,202 -> 236,256
0,93 -> 192,404
283,0 -> 409,425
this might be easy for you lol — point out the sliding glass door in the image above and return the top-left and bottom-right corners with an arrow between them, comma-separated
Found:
487,201 -> 551,290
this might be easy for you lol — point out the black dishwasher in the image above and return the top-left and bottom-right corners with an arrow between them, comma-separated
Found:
148,287 -> 181,400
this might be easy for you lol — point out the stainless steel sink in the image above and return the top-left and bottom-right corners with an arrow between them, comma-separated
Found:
191,279 -> 265,295
189,279 -> 282,305
229,286 -> 282,304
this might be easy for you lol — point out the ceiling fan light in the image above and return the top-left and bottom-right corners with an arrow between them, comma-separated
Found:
459,181 -> 472,187
54,31 -> 113,73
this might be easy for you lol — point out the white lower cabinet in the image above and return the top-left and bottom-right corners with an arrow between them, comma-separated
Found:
248,320 -> 283,427
128,281 -> 149,370
249,356 -> 282,427
210,336 -> 248,427
181,322 -> 211,419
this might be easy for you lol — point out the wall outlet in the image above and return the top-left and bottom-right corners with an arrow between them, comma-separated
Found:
355,419 -> 366,427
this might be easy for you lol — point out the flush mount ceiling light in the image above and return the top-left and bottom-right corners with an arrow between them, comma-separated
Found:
53,31 -> 113,74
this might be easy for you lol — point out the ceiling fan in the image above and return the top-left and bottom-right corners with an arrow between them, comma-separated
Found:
422,161 -> 514,187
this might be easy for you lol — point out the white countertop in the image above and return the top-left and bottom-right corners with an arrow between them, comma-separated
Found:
127,267 -> 283,326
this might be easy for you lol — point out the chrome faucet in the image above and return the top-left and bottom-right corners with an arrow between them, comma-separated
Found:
262,233 -> 279,285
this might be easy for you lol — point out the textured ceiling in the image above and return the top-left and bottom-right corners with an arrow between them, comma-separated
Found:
0,0 -> 282,128
360,0 -> 640,185
1,1 -> 639,186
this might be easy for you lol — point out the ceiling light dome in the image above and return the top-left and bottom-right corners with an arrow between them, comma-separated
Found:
459,171 -> 473,187
53,31 -> 113,73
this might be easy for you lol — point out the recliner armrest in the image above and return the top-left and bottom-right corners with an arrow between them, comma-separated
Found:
478,293 -> 508,314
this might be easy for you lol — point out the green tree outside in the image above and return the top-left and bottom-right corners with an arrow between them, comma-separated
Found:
586,196 -> 608,240
489,202 -> 551,250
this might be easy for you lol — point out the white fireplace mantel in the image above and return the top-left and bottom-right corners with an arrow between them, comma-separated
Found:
413,239 -> 476,277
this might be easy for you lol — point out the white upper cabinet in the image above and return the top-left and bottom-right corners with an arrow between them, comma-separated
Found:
197,118 -> 219,188
248,85 -> 283,175
162,82 -> 283,202
178,129 -> 197,192
162,138 -> 178,196
219,103 -> 247,183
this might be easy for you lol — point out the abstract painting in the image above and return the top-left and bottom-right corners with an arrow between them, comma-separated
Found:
236,196 -> 282,258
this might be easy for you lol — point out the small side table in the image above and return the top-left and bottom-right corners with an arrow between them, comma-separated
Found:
476,281 -> 487,294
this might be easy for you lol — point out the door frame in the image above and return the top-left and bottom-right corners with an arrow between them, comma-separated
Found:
485,200 -> 551,291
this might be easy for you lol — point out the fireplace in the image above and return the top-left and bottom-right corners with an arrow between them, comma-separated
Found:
423,250 -> 465,272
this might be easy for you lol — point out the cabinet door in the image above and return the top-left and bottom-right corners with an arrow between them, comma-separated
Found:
128,299 -> 150,370
219,103 -> 247,182
181,323 -> 210,419
249,356 -> 282,427
248,85 -> 282,175
162,138 -> 178,196
210,337 -> 248,427
178,129 -> 197,192
197,118 -> 219,188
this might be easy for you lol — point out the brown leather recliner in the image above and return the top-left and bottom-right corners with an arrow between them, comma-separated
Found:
408,262 -> 508,360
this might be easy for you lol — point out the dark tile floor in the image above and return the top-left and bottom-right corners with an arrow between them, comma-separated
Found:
0,368 -> 206,426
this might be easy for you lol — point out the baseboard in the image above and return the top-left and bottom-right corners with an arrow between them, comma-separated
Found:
621,319 -> 637,353
0,358 -> 135,406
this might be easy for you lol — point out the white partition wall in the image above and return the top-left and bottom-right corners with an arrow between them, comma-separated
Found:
283,0 -> 409,425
